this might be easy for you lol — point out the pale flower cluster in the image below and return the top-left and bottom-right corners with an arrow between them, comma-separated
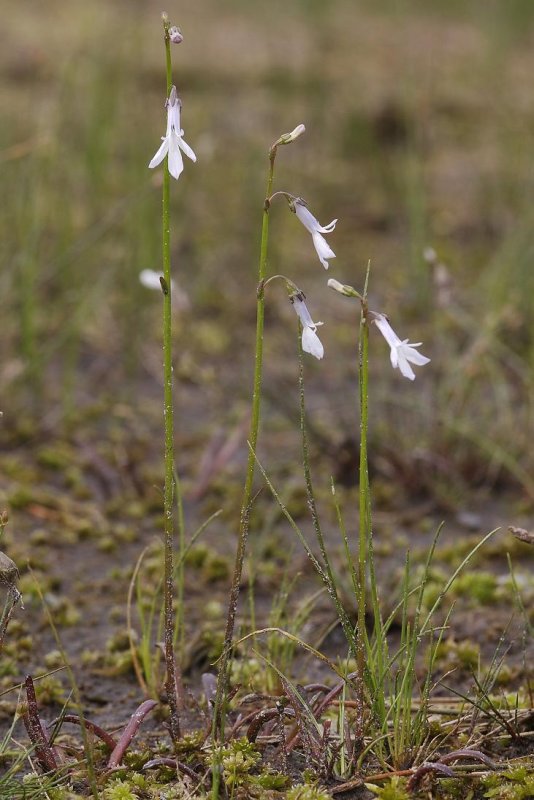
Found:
147,90 -> 430,377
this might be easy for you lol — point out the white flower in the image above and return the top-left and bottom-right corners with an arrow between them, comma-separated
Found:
291,292 -> 324,360
139,269 -> 164,290
139,270 -> 190,310
373,314 -> 430,381
168,26 -> 183,44
293,198 -> 337,269
148,86 -> 196,180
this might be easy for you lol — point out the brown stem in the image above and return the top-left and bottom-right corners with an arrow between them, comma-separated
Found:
22,675 -> 58,772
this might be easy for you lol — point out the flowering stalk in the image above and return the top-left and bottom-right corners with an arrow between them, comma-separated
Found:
211,130 -> 305,777
160,13 -> 180,746
356,267 -> 371,739
328,270 -> 371,740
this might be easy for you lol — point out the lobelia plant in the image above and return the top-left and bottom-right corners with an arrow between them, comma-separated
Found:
327,273 -> 432,760
211,124 -> 337,794
147,12 -> 196,748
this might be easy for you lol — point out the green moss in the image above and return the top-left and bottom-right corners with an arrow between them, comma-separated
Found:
220,738 -> 261,789
287,783 -> 332,800
36,446 -> 71,470
482,765 -> 534,799
44,649 -> 64,668
35,676 -> 66,705
434,637 -> 480,671
97,535 -> 117,553
366,776 -> 410,799
103,779 -> 140,800
454,572 -> 498,604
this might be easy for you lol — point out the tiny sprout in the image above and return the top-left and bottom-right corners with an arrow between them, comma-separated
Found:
168,25 -> 183,44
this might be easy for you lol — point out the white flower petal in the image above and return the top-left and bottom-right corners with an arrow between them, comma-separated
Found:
178,136 -> 197,162
169,100 -> 181,133
400,345 -> 430,366
373,315 -> 402,348
294,202 -> 319,234
311,231 -> 336,269
315,218 -> 337,234
168,133 -> 184,179
149,137 -> 169,169
302,326 -> 324,359
396,351 -> 416,380
374,314 -> 430,380
292,295 -> 316,328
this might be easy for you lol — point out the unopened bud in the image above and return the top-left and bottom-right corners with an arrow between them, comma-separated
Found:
327,278 -> 361,299
169,26 -> 183,44
0,510 -> 8,527
162,11 -> 169,23
0,552 -> 19,588
277,123 -> 306,146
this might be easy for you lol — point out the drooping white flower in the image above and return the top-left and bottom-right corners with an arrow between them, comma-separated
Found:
148,85 -> 196,180
290,292 -> 324,360
139,269 -> 165,290
139,270 -> 190,310
373,313 -> 430,381
293,198 -> 337,269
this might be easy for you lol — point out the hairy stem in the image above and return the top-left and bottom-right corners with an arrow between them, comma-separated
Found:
161,17 -> 180,745
356,271 -> 370,740
212,148 -> 276,743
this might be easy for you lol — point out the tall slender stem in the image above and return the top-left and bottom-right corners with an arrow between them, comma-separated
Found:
161,17 -> 180,745
356,276 -> 370,739
213,149 -> 276,740
298,330 -> 357,657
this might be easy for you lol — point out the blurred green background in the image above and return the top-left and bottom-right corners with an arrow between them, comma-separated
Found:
3,0 -> 534,506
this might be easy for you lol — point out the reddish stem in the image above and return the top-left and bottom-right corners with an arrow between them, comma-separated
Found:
107,700 -> 157,768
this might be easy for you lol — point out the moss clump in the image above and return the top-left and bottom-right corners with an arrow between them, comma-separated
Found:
434,637 -> 480,671
287,783 -> 332,800
482,765 -> 534,799
367,776 -> 410,799
454,572 -> 498,604
35,676 -> 67,705
103,779 -> 140,800
220,738 -> 261,789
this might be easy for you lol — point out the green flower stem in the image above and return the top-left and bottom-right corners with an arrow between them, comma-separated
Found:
297,328 -> 357,657
356,265 -> 371,740
161,16 -> 181,746
212,147 -> 277,742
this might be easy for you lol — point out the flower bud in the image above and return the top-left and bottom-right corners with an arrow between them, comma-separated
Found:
277,123 -> 306,145
0,551 -> 19,588
169,26 -> 183,44
327,278 -> 360,298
